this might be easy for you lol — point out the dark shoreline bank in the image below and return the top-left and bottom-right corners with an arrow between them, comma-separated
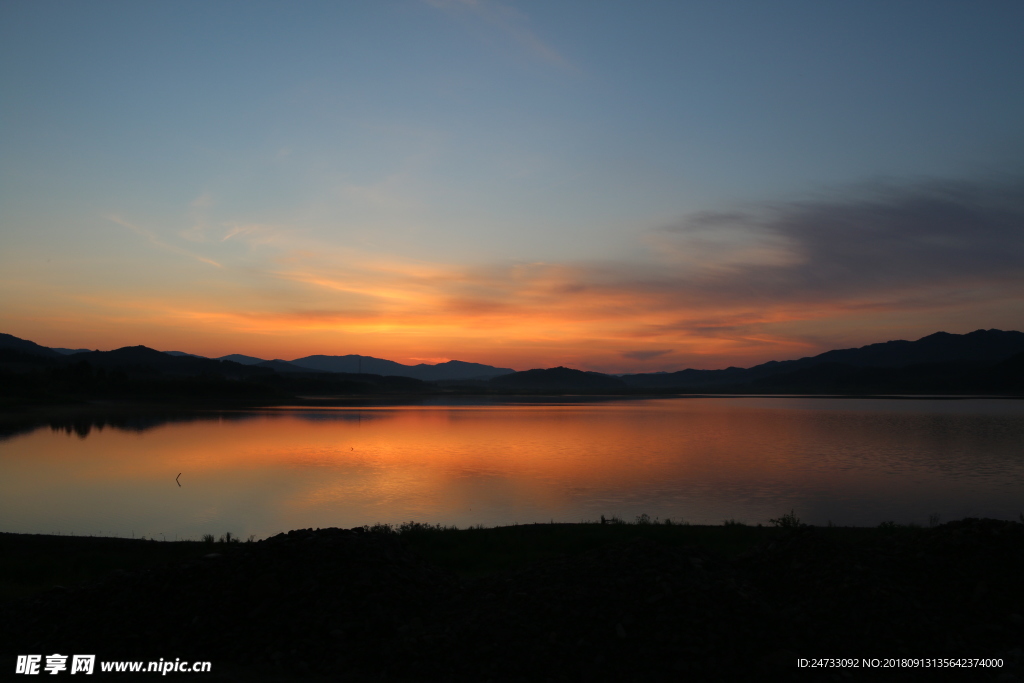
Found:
3,519 -> 1023,681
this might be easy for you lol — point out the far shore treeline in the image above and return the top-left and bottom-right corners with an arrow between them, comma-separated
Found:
1,329 -> 1023,408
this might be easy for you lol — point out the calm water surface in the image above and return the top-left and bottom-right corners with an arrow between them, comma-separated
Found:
2,397 -> 1024,539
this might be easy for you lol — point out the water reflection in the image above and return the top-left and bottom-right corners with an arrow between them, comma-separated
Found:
0,395 -> 623,441
0,408 -> 368,441
1,398 -> 1023,539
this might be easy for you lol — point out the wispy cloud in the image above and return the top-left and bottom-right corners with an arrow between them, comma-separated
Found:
219,223 -> 292,248
107,215 -> 223,268
178,192 -> 215,243
425,0 -> 576,72
622,349 -> 673,361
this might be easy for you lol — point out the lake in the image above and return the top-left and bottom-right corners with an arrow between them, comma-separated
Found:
2,397 -> 1024,540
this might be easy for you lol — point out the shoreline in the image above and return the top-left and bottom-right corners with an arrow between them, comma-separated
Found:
3,519 -> 1023,681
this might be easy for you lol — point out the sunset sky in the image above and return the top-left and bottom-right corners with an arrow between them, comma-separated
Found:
2,1 -> 1023,372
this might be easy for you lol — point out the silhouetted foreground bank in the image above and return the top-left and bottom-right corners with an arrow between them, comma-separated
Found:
2,520 -> 1023,681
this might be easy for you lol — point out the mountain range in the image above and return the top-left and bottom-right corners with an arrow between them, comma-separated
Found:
176,350 -> 514,381
2,328 -> 1024,395
2,337 -> 514,382
280,355 -> 515,381
619,329 -> 1024,391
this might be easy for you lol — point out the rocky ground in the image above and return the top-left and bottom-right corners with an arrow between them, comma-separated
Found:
2,519 -> 1023,682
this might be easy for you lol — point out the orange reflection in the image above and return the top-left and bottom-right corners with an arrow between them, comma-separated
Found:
5,399 -> 1022,540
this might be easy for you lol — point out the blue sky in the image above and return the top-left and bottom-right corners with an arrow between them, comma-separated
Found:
2,0 -> 1023,370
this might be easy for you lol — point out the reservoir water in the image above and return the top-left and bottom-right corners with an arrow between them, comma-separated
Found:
2,397 -> 1023,539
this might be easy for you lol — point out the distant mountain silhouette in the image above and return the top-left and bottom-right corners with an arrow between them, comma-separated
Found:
764,329 -> 1024,369
255,359 -> 317,374
217,354 -> 267,365
489,367 -> 627,393
51,347 -> 92,355
623,329 -> 1024,390
0,333 -> 63,359
65,346 -> 274,380
289,354 -> 414,375
404,360 -> 516,382
289,355 -> 514,381
0,338 -> 431,403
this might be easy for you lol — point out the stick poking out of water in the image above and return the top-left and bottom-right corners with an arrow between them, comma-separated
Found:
176,473 -> 182,487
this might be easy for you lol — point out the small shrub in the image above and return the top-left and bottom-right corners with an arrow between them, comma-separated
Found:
722,519 -> 746,527
371,521 -> 460,536
597,514 -> 639,525
768,510 -> 805,528
929,513 -> 941,528
201,534 -> 215,544
877,520 -> 898,530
